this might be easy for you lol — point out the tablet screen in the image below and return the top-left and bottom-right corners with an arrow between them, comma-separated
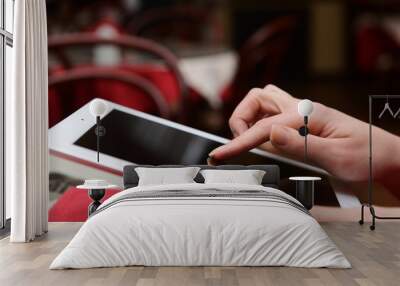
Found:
74,109 -> 266,165
74,109 -> 339,206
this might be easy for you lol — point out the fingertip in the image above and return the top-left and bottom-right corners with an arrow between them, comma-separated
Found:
208,143 -> 236,161
230,128 -> 239,138
207,156 -> 217,166
208,145 -> 222,157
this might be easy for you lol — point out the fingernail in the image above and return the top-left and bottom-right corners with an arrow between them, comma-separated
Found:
271,126 -> 289,146
207,156 -> 217,166
231,128 -> 238,138
209,146 -> 222,157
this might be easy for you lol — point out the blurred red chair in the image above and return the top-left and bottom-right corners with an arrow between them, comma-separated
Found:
49,68 -> 170,127
48,33 -> 192,123
221,16 -> 298,117
355,22 -> 400,74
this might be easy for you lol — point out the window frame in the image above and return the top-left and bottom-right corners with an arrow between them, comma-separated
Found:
0,0 -> 14,231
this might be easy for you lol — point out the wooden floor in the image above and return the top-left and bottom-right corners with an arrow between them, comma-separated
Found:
1,222 -> 399,286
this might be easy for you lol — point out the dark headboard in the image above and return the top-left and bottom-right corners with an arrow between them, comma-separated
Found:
123,165 -> 280,189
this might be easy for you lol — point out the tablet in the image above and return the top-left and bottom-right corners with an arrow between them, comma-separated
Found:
50,99 -> 326,171
49,99 -> 357,207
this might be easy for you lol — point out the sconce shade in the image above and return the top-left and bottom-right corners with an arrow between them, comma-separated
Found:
298,99 -> 314,117
89,99 -> 108,117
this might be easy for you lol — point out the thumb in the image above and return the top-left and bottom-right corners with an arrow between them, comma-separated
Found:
270,124 -> 331,167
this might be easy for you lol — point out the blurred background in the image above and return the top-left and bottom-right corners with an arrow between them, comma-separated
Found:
46,0 -> 400,221
47,0 -> 400,127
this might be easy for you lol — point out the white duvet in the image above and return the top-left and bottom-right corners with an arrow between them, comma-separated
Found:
50,183 -> 350,269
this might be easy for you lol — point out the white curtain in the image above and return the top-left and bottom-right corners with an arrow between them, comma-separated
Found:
7,0 -> 49,242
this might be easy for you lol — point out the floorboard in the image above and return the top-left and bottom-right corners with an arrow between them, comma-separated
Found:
0,221 -> 399,286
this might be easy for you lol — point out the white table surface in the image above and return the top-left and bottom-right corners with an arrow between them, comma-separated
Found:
178,50 -> 238,108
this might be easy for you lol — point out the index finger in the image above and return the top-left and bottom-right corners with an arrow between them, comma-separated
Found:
212,112 -> 300,160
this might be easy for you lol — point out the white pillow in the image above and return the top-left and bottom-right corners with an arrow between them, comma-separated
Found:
135,167 -> 201,186
200,169 -> 266,185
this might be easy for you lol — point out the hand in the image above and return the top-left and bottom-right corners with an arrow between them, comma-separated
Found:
210,85 -> 400,190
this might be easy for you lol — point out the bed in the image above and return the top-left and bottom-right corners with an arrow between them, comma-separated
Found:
50,165 -> 350,269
